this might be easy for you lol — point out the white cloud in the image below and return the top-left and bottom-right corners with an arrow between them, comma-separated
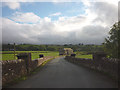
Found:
4,2 -> 20,10
2,1 -> 118,45
43,17 -> 51,22
58,17 -> 65,21
12,12 -> 41,23
2,0 -> 35,2
49,12 -> 61,16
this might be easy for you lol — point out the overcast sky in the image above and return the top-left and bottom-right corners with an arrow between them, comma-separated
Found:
1,0 -> 118,45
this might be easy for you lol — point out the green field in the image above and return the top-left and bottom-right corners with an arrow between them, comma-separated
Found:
1,51 -> 59,61
31,52 -> 59,60
75,54 -> 93,59
2,51 -> 49,54
1,51 -> 93,60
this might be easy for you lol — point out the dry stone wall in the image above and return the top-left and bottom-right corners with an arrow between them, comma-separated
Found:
2,53 -> 54,86
65,56 -> 118,80
2,59 -> 27,85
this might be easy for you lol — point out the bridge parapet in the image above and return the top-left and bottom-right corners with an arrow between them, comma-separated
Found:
65,54 -> 118,81
93,52 -> 107,61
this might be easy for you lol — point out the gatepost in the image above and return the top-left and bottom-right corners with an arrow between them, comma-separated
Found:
93,52 -> 107,70
17,53 -> 32,73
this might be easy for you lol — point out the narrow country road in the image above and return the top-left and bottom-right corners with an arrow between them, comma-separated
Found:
10,57 -> 117,88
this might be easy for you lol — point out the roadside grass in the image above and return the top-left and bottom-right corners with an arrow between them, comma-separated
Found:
30,57 -> 56,75
2,75 -> 28,88
75,54 -> 93,59
1,51 -> 59,60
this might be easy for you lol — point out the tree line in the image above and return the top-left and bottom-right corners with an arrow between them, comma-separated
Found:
2,43 -> 104,53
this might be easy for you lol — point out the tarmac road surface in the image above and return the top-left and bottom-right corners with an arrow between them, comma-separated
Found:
10,57 -> 118,88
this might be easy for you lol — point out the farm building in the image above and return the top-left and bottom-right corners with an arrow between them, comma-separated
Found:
59,48 -> 73,55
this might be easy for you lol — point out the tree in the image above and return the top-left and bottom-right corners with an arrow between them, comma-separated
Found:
103,21 -> 120,58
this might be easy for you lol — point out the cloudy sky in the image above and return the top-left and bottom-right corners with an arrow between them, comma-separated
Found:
1,0 -> 118,45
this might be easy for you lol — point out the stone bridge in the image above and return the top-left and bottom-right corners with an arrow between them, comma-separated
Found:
7,55 -> 118,88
